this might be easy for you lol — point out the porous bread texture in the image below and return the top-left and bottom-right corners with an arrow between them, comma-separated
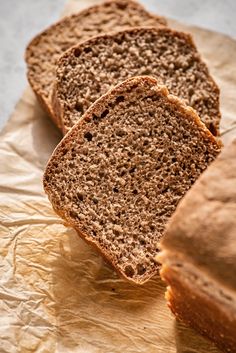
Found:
158,139 -> 236,352
25,0 -> 166,128
44,76 -> 221,284
54,27 -> 221,136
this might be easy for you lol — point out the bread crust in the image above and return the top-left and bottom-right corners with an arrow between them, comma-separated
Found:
25,0 -> 166,130
44,76 -> 221,284
161,264 -> 236,353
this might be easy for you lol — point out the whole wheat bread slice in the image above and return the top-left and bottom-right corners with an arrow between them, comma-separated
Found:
54,27 -> 221,135
44,76 -> 221,284
25,0 -> 166,128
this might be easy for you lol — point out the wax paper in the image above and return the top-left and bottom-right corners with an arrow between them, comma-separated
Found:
1,1 -> 236,352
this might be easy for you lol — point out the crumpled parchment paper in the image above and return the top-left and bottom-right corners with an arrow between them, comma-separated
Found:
0,1 -> 236,352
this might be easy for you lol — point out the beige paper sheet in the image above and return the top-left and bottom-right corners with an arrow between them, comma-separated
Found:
1,1 -> 236,352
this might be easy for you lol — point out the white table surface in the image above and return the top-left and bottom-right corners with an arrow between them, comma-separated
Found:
0,0 -> 236,129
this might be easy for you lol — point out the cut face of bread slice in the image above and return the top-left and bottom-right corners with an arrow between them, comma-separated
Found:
25,0 -> 166,128
54,27 -> 221,135
44,76 -> 221,284
158,139 -> 236,352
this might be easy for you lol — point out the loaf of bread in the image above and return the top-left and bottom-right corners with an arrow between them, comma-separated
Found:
158,140 -> 236,352
44,76 -> 220,284
25,0 -> 166,128
54,27 -> 221,135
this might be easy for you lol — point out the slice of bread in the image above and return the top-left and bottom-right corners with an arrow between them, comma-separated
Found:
44,76 -> 221,284
25,0 -> 166,128
54,27 -> 221,136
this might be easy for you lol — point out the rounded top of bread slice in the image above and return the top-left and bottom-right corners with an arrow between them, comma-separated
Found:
25,0 -> 166,120
159,138 -> 236,292
54,26 -> 220,135
44,76 -> 220,284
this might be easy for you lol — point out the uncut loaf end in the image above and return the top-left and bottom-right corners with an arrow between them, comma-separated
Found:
158,140 -> 236,352
25,0 -> 166,128
44,76 -> 221,284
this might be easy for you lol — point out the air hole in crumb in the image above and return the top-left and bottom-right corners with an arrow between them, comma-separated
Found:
92,230 -> 97,237
124,265 -> 135,278
151,95 -> 158,101
84,47 -> 92,53
101,109 -> 109,119
144,69 -> 152,75
129,166 -> 136,173
116,2 -> 127,9
113,187 -> 119,193
93,114 -> 99,121
92,197 -> 98,204
115,37 -> 123,45
75,102 -> 84,114
77,193 -> 84,202
116,95 -> 125,104
69,210 -> 77,218
84,132 -> 93,141
132,189 -> 138,195
137,264 -> 146,275
108,101 -> 115,109
140,239 -> 146,245
120,170 -> 126,177
62,149 -> 68,156
172,157 -> 177,163
110,65 -> 118,72
74,48 -> 81,57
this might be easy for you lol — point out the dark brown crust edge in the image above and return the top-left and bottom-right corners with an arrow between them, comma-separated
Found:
160,265 -> 236,353
25,0 -> 167,130
44,76 -> 221,285
53,26 -> 221,136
